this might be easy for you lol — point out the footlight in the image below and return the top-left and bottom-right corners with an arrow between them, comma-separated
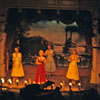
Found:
7,79 -> 12,85
51,83 -> 55,90
69,82 -> 72,91
78,82 -> 81,90
0,78 -> 5,86
16,79 -> 19,86
1,87 -> 8,91
24,80 -> 28,86
33,81 -> 36,84
60,82 -> 63,89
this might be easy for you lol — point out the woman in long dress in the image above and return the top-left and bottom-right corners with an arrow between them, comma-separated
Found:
34,50 -> 47,84
45,45 -> 56,76
11,47 -> 24,83
66,50 -> 80,84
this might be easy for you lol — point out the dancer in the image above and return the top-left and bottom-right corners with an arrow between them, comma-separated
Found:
45,45 -> 56,76
11,47 -> 24,83
66,50 -> 80,84
34,50 -> 47,84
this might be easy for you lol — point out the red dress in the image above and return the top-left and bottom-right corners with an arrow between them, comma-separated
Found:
35,57 -> 47,84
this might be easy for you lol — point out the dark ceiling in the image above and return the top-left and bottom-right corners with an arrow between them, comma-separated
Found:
0,0 -> 100,16
0,0 -> 100,36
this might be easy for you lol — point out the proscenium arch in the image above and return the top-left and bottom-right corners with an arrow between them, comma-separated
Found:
0,0 -> 100,76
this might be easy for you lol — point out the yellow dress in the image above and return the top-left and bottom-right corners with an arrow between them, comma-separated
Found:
66,55 -> 80,80
11,52 -> 24,77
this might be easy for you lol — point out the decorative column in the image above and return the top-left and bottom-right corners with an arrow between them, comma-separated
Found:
90,19 -> 100,84
0,16 -> 7,78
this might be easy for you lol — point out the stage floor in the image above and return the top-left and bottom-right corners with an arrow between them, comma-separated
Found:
1,65 -> 91,92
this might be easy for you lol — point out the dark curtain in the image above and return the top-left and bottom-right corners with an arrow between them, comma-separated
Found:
76,11 -> 93,55
4,8 -> 22,72
4,29 -> 16,72
59,10 -> 77,24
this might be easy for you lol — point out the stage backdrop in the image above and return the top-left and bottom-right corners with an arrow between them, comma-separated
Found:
13,20 -> 92,68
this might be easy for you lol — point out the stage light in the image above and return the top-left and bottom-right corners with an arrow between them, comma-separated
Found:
69,82 -> 72,86
0,78 -> 5,85
7,79 -> 12,85
78,82 -> 81,90
24,80 -> 28,86
78,82 -> 81,86
69,82 -> 72,91
16,79 -> 19,85
0,87 -> 8,91
33,81 -> 36,84
60,82 -> 63,88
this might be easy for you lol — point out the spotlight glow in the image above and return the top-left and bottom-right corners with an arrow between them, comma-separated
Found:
78,82 -> 81,87
69,82 -> 72,86
16,79 -> 19,85
24,80 -> 28,86
1,78 -> 5,84
8,79 -> 12,84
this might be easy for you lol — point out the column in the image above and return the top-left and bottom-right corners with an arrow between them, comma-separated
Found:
0,16 -> 7,78
90,19 -> 100,84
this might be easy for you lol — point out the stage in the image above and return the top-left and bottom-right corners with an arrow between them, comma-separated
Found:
0,65 -> 100,100
1,65 -> 91,91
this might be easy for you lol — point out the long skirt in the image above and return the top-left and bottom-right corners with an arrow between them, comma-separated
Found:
35,64 -> 47,84
45,58 -> 56,72
11,62 -> 24,77
66,61 -> 79,80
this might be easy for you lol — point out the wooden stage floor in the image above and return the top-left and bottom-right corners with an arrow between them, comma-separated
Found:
1,65 -> 91,92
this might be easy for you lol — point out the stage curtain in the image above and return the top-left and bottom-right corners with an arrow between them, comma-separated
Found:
4,9 -> 22,72
76,12 -> 93,55
59,10 -> 76,24
4,28 -> 17,72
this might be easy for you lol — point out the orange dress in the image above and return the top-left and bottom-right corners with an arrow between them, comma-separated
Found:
11,52 -> 24,77
66,55 -> 80,80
